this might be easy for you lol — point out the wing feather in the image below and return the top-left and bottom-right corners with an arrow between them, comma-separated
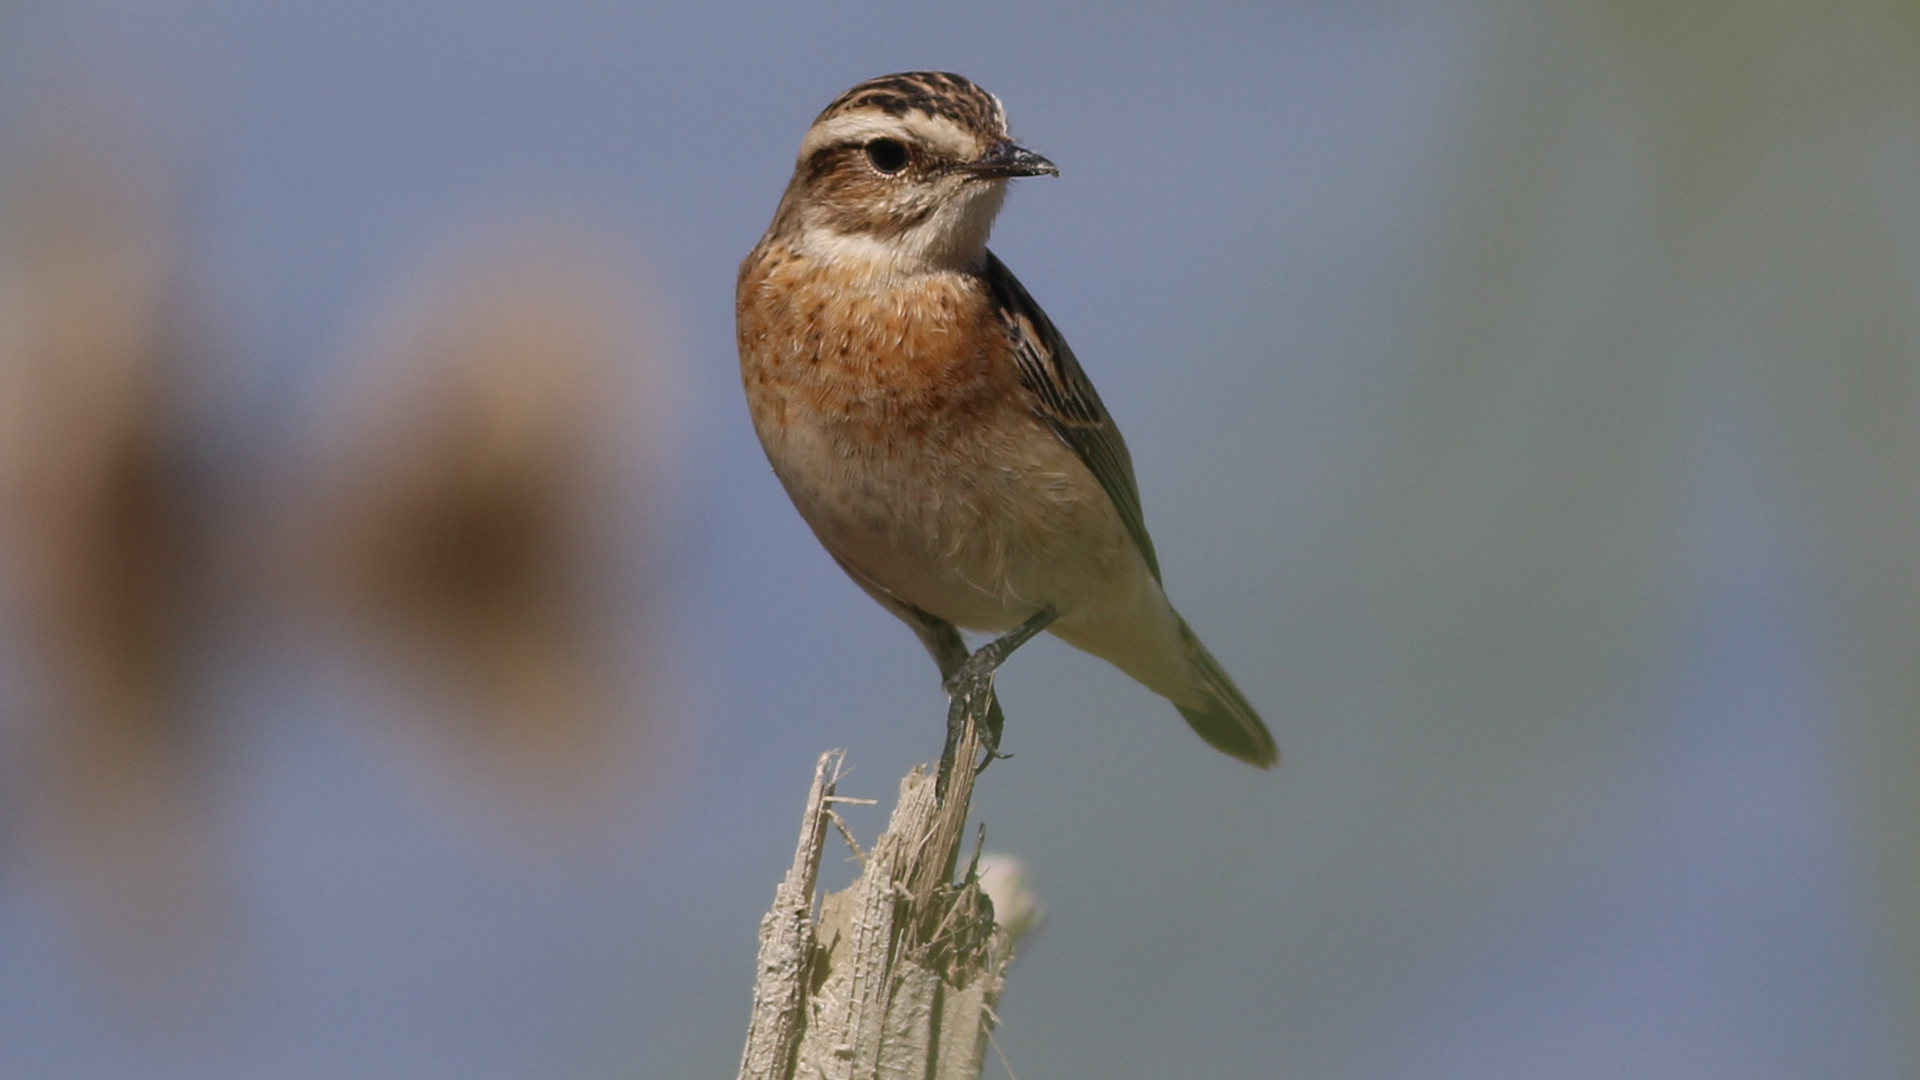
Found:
979,250 -> 1162,582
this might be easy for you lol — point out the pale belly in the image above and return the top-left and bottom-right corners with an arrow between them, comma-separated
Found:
757,402 -> 1142,635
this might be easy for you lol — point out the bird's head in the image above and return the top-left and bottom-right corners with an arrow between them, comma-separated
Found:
777,72 -> 1057,273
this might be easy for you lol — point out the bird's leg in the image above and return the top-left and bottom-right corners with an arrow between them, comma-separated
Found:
937,606 -> 1057,796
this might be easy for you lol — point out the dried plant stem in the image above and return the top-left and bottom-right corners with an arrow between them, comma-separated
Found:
737,699 -> 1022,1080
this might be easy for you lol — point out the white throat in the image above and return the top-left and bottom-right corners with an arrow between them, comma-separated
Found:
798,181 -> 1007,277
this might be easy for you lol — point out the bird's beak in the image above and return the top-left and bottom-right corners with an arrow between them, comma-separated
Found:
963,141 -> 1059,179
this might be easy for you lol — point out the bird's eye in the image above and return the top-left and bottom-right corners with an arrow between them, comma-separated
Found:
865,138 -> 909,175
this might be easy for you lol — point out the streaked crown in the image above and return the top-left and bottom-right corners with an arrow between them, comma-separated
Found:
814,71 -> 1009,142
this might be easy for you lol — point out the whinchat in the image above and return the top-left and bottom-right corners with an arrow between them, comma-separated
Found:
737,72 -> 1276,769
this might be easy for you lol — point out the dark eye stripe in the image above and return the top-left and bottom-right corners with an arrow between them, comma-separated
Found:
798,141 -> 869,184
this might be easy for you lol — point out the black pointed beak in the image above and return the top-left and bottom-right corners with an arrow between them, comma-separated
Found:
963,141 -> 1059,179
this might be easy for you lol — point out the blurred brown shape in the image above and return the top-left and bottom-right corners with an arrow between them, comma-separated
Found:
290,222 -> 675,816
0,120 -> 221,995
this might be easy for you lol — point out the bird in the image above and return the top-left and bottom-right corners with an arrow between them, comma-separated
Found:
736,71 -> 1276,776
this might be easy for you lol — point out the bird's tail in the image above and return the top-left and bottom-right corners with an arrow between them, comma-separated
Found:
1174,619 -> 1278,768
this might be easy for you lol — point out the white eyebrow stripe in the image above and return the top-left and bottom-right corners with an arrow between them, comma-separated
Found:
798,110 -> 984,164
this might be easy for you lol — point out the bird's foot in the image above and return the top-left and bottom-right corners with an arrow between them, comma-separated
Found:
936,606 -> 1057,799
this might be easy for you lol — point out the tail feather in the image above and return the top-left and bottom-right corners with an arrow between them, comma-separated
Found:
1175,620 -> 1278,768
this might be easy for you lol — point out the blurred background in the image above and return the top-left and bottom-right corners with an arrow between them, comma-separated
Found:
0,2 -> 1915,1078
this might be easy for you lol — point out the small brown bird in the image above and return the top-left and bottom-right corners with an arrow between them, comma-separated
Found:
737,71 -> 1276,770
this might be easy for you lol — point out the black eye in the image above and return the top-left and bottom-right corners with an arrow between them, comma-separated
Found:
865,138 -> 909,174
